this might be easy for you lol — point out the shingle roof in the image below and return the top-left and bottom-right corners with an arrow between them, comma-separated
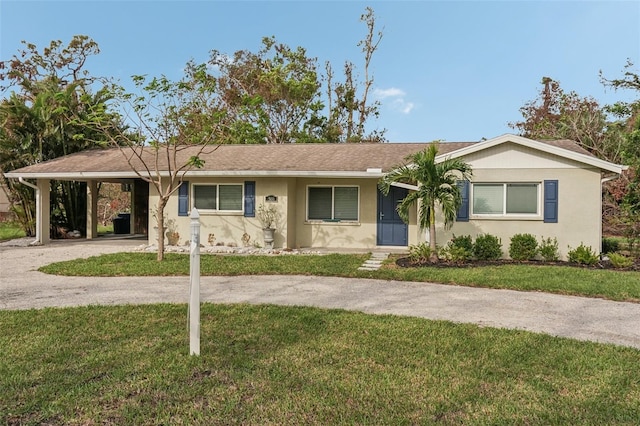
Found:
5,136 -> 608,179
6,142 -> 476,176
534,139 -> 593,156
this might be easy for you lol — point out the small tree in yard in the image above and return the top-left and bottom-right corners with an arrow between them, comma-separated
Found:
87,61 -> 226,260
379,144 -> 472,262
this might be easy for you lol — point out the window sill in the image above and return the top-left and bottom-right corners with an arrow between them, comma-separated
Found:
470,215 -> 542,221
305,220 -> 361,226
191,210 -> 244,216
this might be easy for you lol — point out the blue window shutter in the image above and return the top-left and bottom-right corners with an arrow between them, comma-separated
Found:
244,181 -> 255,217
178,181 -> 189,216
544,180 -> 558,223
456,180 -> 470,222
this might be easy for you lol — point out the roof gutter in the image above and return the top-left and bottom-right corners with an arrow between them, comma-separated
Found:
5,170 -> 389,180
601,174 -> 620,184
17,177 -> 41,246
390,182 -> 420,191
601,165 -> 628,184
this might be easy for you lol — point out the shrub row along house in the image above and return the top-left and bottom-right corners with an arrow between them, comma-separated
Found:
5,134 -> 626,259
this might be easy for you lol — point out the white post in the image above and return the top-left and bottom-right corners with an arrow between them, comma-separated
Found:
37,179 -> 50,244
86,180 -> 98,239
189,208 -> 201,356
18,177 -> 40,245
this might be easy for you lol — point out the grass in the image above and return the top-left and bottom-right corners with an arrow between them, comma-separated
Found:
374,261 -> 640,302
98,223 -> 114,234
0,221 -> 25,241
40,252 -> 368,277
0,222 -> 114,241
39,252 -> 640,302
2,304 -> 639,425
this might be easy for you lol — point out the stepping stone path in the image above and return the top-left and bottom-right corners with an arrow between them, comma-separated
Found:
357,252 -> 389,271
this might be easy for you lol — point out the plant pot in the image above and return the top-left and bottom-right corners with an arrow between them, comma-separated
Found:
262,228 -> 275,249
166,231 -> 180,246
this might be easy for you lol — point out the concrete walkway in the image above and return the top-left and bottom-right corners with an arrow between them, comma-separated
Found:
1,238 -> 639,350
357,251 -> 389,271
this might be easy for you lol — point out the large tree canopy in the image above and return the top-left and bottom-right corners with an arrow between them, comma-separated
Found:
0,36 -> 120,237
209,6 -> 385,144
512,65 -> 640,242
600,61 -> 640,243
210,36 -> 322,144
509,77 -> 626,163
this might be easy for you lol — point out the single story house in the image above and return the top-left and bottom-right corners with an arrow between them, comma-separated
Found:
4,134 -> 626,258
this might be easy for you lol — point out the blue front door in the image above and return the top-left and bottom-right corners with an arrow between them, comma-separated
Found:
377,187 -> 408,246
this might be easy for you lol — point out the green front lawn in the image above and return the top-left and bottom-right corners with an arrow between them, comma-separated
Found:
98,223 -> 114,234
39,252 -> 640,302
1,304 -> 638,424
0,221 -> 25,241
40,252 -> 368,277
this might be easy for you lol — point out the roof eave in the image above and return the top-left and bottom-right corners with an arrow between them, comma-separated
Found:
4,170 -> 386,180
4,171 -> 142,180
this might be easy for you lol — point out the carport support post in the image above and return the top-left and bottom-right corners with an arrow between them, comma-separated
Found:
189,208 -> 201,356
37,179 -> 50,244
86,180 -> 98,239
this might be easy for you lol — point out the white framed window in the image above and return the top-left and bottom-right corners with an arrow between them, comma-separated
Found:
307,185 -> 359,222
192,183 -> 243,212
472,183 -> 540,217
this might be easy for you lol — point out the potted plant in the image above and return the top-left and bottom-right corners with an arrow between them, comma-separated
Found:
151,209 -> 179,246
257,203 -> 280,249
165,218 -> 180,246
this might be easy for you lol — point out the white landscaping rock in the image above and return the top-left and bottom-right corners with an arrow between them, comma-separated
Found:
136,244 -> 322,256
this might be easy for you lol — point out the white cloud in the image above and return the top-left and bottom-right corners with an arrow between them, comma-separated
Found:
399,101 -> 415,114
374,87 -> 406,99
375,87 -> 415,115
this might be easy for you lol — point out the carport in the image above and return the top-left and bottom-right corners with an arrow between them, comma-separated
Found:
4,150 -> 150,245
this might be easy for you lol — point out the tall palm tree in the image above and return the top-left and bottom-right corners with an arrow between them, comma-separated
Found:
379,143 -> 472,262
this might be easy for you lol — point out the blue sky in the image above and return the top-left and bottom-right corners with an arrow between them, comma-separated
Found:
1,0 -> 639,142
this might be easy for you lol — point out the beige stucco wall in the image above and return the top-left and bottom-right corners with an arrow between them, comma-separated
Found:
149,176 -> 419,250
289,177 -> 419,249
434,143 -> 605,259
149,177 -> 293,249
149,141 -> 607,256
294,178 -> 377,249
294,178 -> 419,249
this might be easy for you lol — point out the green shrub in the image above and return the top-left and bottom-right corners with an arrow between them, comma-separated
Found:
509,233 -> 538,261
539,237 -> 560,262
607,252 -> 634,269
450,234 -> 473,252
439,245 -> 471,262
602,237 -> 620,254
440,235 -> 473,262
408,242 -> 433,263
473,234 -> 502,261
567,243 -> 599,266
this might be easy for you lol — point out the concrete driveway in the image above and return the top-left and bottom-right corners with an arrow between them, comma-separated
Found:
1,238 -> 639,350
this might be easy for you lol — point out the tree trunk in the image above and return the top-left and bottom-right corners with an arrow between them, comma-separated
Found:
156,199 -> 166,261
59,181 -> 86,234
429,203 -> 438,262
8,181 -> 36,236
